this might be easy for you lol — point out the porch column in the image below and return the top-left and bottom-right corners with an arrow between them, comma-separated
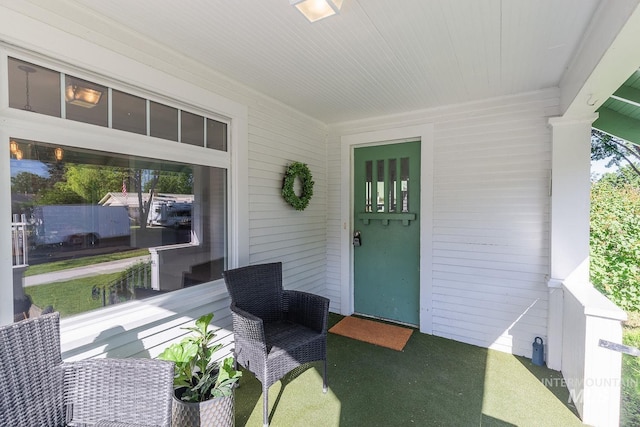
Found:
546,115 -> 596,370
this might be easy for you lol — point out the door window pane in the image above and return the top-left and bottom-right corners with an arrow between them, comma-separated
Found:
113,90 -> 147,135
181,111 -> 204,147
365,160 -> 372,212
377,160 -> 385,212
10,138 -> 226,319
150,102 -> 178,141
8,58 -> 61,118
206,118 -> 227,151
401,157 -> 409,212
65,75 -> 107,127
389,158 -> 397,212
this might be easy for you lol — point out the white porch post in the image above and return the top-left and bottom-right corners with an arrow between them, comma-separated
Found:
549,115 -> 629,427
546,115 -> 596,370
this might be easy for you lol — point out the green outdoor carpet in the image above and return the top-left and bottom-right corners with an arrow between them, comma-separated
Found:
234,313 -> 582,426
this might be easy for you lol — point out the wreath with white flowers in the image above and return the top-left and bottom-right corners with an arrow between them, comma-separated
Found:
282,162 -> 314,211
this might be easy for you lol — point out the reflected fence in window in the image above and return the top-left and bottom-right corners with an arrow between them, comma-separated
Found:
92,261 -> 154,306
11,214 -> 28,267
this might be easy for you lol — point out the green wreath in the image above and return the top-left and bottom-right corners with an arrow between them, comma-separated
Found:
282,162 -> 314,211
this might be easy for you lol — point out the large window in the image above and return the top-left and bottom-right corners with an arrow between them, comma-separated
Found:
10,138 -> 226,319
8,56 -> 231,322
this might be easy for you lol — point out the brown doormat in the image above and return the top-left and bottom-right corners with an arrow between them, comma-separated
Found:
329,316 -> 413,351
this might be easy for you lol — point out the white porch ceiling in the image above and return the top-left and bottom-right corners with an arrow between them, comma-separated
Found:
50,0 -> 601,124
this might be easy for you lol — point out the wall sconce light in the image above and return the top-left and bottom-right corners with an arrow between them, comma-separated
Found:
65,84 -> 103,108
10,140 -> 18,154
15,149 -> 23,160
54,147 -> 64,161
290,0 -> 343,22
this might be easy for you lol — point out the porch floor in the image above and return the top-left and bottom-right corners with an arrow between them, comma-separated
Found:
235,313 -> 583,426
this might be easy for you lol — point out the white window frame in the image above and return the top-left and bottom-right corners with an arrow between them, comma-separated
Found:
0,45 -> 249,335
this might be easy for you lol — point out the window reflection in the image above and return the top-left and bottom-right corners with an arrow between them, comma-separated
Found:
8,58 -> 226,151
8,57 -> 61,117
206,118 -> 227,151
150,102 -> 178,141
10,138 -> 226,320
389,158 -> 397,212
377,160 -> 385,212
65,76 -> 108,127
365,160 -> 372,212
181,111 -> 204,147
113,90 -> 147,135
401,157 -> 409,212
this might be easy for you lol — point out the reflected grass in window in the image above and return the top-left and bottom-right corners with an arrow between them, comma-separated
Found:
26,273 -> 121,318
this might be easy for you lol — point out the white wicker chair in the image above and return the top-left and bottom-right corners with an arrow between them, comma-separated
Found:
0,312 -> 174,427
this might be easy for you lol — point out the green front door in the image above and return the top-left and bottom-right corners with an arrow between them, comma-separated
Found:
353,141 -> 420,325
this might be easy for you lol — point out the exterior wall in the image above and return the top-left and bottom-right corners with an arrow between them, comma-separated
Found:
0,4 -> 327,359
328,89 -> 561,357
247,107 -> 327,296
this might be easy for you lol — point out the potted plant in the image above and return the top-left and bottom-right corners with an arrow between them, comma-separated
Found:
159,313 -> 241,427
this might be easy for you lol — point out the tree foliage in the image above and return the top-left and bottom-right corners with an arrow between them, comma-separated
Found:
145,170 -> 193,194
64,165 -> 126,204
592,129 -> 640,176
590,168 -> 640,311
37,183 -> 84,205
11,172 -> 49,195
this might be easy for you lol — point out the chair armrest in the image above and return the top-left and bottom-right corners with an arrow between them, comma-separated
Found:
63,358 -> 173,427
282,290 -> 329,333
95,422 -> 159,427
230,304 -> 268,353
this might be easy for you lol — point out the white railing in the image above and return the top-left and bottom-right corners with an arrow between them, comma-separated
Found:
11,214 -> 28,267
561,272 -> 627,427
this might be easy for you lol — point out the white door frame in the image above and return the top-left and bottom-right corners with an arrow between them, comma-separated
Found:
340,124 -> 434,333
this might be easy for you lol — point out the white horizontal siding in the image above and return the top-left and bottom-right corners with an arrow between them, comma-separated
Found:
431,93 -> 552,357
328,89 -> 558,357
61,282 -> 234,361
247,100 -> 328,298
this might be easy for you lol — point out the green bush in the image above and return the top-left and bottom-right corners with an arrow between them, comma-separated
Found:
590,180 -> 640,311
622,314 -> 640,426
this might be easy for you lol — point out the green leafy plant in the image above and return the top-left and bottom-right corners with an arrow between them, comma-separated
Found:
590,176 -> 640,311
282,161 -> 314,211
621,313 -> 640,426
158,313 -> 241,402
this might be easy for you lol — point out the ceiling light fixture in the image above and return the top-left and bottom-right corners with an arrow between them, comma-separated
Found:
65,84 -> 103,108
290,0 -> 343,22
10,140 -> 18,154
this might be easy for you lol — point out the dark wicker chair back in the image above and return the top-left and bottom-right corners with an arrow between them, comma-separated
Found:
224,262 -> 329,427
223,261 -> 284,323
0,312 -> 174,427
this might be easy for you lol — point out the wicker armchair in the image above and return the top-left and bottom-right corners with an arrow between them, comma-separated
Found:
223,262 -> 329,427
0,312 -> 174,427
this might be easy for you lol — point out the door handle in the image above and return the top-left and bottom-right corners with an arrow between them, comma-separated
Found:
353,231 -> 361,247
